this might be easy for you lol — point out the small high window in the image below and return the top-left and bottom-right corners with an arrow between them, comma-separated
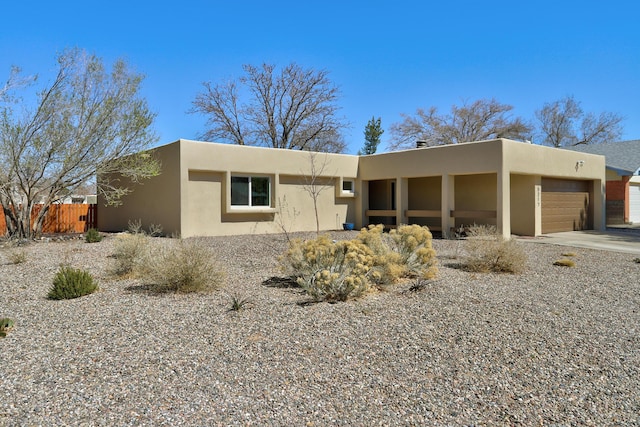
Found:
342,179 -> 355,194
231,176 -> 271,207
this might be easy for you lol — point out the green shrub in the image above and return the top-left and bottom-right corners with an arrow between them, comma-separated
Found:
633,258 -> 640,264
554,259 -> 576,267
464,225 -> 526,274
48,265 -> 98,300
110,233 -> 149,277
0,318 -> 14,338
84,228 -> 103,243
7,249 -> 27,264
146,239 -> 225,293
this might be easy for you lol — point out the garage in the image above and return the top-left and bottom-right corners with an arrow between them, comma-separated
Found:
630,184 -> 640,223
541,178 -> 592,233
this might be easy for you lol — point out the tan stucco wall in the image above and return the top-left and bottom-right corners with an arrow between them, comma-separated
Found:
178,140 -> 359,237
454,173 -> 497,227
510,174 -> 541,236
98,142 -> 182,235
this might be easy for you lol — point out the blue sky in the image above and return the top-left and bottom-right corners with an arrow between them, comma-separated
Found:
2,1 -> 638,154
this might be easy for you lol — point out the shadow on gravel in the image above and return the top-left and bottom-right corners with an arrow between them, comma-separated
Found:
262,276 -> 299,288
442,262 -> 467,270
124,284 -> 168,296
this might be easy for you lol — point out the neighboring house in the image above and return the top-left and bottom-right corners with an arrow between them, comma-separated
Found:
565,139 -> 640,224
98,138 -> 606,238
56,194 -> 97,204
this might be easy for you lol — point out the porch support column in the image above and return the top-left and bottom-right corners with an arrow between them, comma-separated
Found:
441,174 -> 455,237
497,170 -> 511,238
396,177 -> 408,226
358,180 -> 368,229
534,176 -> 542,236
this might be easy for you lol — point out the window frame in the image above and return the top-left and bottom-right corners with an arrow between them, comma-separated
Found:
336,177 -> 356,198
228,174 -> 274,211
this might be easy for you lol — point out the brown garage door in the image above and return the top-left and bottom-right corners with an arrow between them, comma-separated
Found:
541,179 -> 591,233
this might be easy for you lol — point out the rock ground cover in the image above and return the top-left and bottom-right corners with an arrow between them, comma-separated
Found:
1,232 -> 639,426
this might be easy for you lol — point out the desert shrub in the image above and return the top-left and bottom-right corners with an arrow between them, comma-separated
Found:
7,249 -> 27,264
48,265 -> 98,300
147,223 -> 163,237
0,318 -> 14,338
354,224 -> 438,283
145,239 -> 225,293
389,224 -> 438,279
554,259 -> 576,267
561,252 -> 577,257
634,258 -> 640,264
281,235 -> 378,302
464,225 -> 526,274
281,225 -> 438,302
85,228 -> 103,243
127,218 -> 144,234
111,233 -> 149,277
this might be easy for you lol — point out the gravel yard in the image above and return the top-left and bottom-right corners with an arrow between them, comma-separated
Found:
1,231 -> 639,426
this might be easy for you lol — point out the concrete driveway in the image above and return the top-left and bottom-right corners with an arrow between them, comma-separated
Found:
519,229 -> 640,255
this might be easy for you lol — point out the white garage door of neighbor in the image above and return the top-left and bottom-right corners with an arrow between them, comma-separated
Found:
630,184 -> 640,223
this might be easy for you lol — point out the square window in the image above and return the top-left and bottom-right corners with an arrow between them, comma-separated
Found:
342,179 -> 354,194
231,175 -> 271,208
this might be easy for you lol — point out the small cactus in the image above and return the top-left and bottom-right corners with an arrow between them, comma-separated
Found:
0,318 -> 15,338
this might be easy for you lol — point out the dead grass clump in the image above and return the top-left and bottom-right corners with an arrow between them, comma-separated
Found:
464,225 -> 526,274
110,233 -> 149,277
145,239 -> 226,293
6,249 -> 27,264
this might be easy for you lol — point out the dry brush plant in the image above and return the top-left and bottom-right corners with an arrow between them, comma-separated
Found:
110,233 -> 150,277
6,249 -> 27,264
463,224 -> 526,274
554,259 -> 576,267
0,318 -> 15,338
142,239 -> 226,293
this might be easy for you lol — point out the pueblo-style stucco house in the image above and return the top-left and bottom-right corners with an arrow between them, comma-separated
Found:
98,138 -> 606,238
565,139 -> 640,225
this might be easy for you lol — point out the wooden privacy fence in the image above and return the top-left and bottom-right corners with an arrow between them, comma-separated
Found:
0,204 -> 97,235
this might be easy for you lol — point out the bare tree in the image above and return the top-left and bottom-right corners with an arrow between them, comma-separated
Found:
301,152 -> 334,234
192,63 -> 348,153
389,98 -> 532,150
0,48 -> 160,238
535,95 -> 624,147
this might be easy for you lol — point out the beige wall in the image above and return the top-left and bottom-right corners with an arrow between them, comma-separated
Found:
510,174 -> 541,236
180,140 -> 358,237
98,142 -> 182,235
